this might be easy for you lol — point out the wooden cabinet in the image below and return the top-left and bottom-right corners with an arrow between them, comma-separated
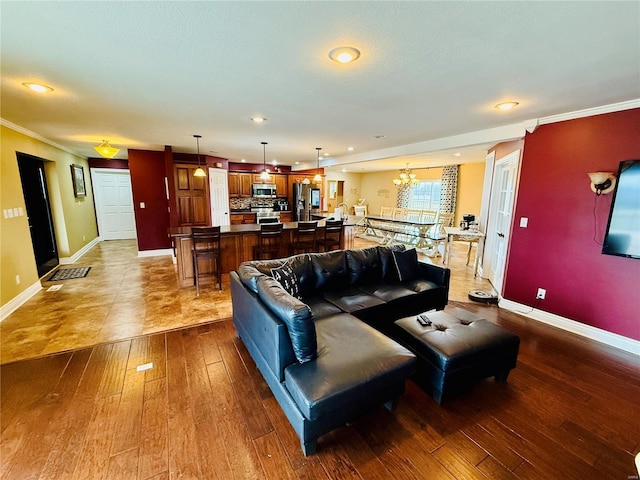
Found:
274,174 -> 288,198
228,172 -> 239,196
279,212 -> 292,222
175,165 -> 209,226
228,172 -> 252,197
230,213 -> 256,225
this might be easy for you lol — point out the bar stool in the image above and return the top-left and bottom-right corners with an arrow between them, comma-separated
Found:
191,226 -> 221,295
317,219 -> 343,252
290,221 -> 318,254
253,223 -> 284,260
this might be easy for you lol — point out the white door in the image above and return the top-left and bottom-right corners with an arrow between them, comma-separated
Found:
484,151 -> 520,295
209,168 -> 230,226
92,168 -> 137,240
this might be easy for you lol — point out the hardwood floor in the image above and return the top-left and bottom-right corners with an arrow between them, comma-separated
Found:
1,239 -> 638,479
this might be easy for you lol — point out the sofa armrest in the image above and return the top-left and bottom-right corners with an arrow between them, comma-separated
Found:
418,262 -> 450,294
231,271 -> 296,382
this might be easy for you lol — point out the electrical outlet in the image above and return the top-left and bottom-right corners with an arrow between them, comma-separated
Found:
536,288 -> 546,300
15,274 -> 21,285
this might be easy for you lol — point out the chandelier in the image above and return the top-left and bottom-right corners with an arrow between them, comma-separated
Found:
393,164 -> 419,187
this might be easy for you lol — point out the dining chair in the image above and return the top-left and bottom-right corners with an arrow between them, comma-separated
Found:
427,212 -> 455,257
317,219 -> 343,252
253,223 -> 284,260
290,221 -> 318,254
191,226 -> 221,295
379,206 -> 393,218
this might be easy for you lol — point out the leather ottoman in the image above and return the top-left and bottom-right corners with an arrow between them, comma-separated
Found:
393,307 -> 520,404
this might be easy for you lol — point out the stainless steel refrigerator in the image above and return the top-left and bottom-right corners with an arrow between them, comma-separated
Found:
292,184 -> 320,221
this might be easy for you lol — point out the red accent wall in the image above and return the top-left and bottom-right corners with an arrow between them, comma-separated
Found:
503,108 -> 640,340
128,149 -> 171,251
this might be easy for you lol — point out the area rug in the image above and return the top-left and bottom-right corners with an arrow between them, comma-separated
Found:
47,267 -> 91,281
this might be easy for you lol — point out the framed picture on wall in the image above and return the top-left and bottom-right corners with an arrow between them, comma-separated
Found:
71,164 -> 86,197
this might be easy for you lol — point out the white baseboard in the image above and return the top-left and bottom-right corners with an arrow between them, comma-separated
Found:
59,237 -> 101,264
0,281 -> 42,322
499,298 -> 640,356
138,248 -> 173,258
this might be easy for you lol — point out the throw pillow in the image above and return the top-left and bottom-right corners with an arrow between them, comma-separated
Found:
392,248 -> 421,282
271,262 -> 301,299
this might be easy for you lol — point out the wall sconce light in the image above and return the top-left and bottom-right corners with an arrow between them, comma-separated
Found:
588,171 -> 616,196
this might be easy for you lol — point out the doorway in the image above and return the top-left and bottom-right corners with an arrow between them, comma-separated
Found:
484,150 -> 520,296
17,153 -> 59,278
91,169 -> 137,240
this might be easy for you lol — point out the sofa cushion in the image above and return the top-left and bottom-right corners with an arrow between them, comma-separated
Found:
391,248 -> 421,282
378,245 -> 406,280
257,276 -> 317,363
358,282 -> 417,303
271,262 -> 300,299
323,287 -> 386,314
403,278 -> 441,293
303,295 -> 343,320
311,250 -> 350,291
284,313 -> 416,421
346,247 -> 382,285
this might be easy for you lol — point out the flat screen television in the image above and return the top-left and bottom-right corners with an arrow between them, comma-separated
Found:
602,159 -> 640,259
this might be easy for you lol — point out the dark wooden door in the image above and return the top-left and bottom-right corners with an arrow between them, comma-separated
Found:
17,153 -> 59,277
175,165 -> 209,226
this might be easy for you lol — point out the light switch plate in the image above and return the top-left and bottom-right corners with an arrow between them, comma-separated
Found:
520,217 -> 528,228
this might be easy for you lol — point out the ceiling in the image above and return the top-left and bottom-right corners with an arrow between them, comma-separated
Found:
2,2 -> 638,173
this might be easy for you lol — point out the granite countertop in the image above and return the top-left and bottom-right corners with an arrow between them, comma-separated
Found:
168,217 -> 360,237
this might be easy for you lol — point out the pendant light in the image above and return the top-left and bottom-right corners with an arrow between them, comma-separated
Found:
93,139 -> 120,158
259,142 -> 270,181
313,147 -> 322,183
193,135 -> 206,177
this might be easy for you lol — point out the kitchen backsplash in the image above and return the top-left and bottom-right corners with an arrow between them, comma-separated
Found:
230,198 -> 252,210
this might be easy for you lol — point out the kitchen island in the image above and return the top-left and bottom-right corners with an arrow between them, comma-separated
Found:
169,219 -> 359,288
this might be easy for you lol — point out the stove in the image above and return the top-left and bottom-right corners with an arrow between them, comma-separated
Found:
251,206 -> 280,223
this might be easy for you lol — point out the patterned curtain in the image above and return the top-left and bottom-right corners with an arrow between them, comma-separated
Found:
396,185 -> 411,208
440,165 -> 458,214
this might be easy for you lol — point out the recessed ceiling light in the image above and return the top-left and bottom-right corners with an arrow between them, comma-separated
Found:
22,82 -> 53,93
328,46 -> 361,64
347,146 -> 355,151
494,101 -> 519,111
250,116 -> 267,123
453,152 -> 462,157
295,161 -> 300,165
323,153 -> 330,157
342,168 -> 347,173
240,159 -> 246,162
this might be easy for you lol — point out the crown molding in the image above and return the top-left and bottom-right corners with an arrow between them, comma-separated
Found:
0,118 -> 86,159
539,99 -> 640,126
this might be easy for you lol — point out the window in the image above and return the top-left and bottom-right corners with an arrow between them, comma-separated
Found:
409,181 -> 441,211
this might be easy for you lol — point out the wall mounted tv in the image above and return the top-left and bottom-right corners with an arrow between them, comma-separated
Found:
602,159 -> 640,259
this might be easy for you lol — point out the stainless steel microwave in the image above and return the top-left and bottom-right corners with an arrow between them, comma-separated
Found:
252,183 -> 277,198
